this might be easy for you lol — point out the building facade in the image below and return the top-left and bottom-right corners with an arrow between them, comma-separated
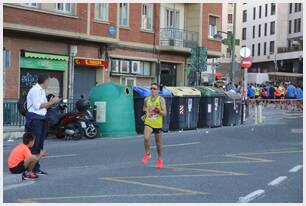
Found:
3,3 -> 222,100
241,3 -> 303,83
217,3 -> 243,83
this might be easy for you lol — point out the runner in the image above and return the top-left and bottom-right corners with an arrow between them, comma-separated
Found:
141,83 -> 167,169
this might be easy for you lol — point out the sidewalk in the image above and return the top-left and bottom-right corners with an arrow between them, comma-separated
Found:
3,126 -> 25,141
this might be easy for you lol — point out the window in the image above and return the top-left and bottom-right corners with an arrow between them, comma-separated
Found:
208,16 -> 218,38
294,19 -> 298,33
141,4 -> 153,31
265,4 -> 268,16
252,44 -> 255,57
253,7 -> 256,20
111,59 -> 119,73
257,43 -> 261,56
270,21 -> 275,35
271,3 -> 276,15
226,48 -> 231,58
243,10 -> 247,22
270,41 -> 275,54
297,18 -> 301,32
95,3 -> 109,22
120,60 -> 130,73
289,20 -> 292,34
289,3 -> 292,13
143,62 -> 151,76
258,24 -> 261,37
228,14 -> 233,24
242,28 -> 247,40
264,42 -> 267,55
298,3 -> 302,12
119,3 -> 129,27
259,6 -> 262,18
56,3 -> 72,13
253,26 -> 255,38
20,3 -> 38,8
294,3 -> 299,12
166,9 -> 180,28
264,23 -> 267,36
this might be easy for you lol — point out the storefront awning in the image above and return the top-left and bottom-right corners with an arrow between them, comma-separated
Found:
25,51 -> 69,61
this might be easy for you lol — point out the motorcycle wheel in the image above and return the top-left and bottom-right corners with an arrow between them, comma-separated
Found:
72,122 -> 84,141
84,124 -> 99,139
55,129 -> 65,139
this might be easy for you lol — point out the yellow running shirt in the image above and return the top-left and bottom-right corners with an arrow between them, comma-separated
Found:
144,96 -> 163,129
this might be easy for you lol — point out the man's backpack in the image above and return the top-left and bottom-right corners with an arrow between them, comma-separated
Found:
17,91 -> 29,116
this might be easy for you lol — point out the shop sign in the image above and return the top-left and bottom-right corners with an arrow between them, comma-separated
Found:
75,58 -> 108,68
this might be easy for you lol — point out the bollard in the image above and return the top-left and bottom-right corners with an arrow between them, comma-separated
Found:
258,104 -> 263,123
254,104 -> 258,124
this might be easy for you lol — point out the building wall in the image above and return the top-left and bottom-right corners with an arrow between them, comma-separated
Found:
202,3 -> 222,52
3,34 -> 69,99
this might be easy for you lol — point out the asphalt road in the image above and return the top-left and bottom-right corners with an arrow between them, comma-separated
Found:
3,108 -> 303,203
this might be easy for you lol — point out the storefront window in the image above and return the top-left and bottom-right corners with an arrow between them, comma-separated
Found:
120,60 -> 130,73
143,62 -> 151,76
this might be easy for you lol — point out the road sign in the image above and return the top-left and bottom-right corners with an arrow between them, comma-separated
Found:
240,57 -> 252,69
240,47 -> 251,58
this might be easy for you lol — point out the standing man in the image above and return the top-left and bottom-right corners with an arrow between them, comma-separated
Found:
141,83 -> 167,169
26,73 -> 61,175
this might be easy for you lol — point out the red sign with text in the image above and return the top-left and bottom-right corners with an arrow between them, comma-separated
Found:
75,58 -> 108,68
240,57 -> 252,69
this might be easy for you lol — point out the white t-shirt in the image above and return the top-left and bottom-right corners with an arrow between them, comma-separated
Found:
27,83 -> 48,116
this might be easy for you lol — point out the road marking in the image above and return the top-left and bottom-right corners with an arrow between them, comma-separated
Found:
228,150 -> 302,156
284,116 -> 303,119
43,154 -> 77,159
268,176 -> 288,186
290,128 -> 303,134
164,166 -> 247,176
3,181 -> 35,191
237,189 -> 265,203
101,177 -> 208,195
151,141 -> 200,149
17,192 -> 199,202
289,165 -> 303,173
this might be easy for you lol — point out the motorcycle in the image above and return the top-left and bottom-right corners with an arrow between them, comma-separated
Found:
76,96 -> 99,139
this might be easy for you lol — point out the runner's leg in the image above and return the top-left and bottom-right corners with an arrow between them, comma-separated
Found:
155,131 -> 162,160
144,126 -> 153,154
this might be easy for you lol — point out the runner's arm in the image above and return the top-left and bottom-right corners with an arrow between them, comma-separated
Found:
160,97 -> 167,116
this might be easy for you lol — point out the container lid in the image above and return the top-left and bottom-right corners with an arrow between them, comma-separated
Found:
133,86 -> 172,97
196,86 -> 226,97
224,91 -> 242,100
166,87 -> 201,97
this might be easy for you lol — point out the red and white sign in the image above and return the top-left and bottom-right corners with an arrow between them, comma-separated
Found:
75,58 -> 108,68
240,57 -> 252,69
179,105 -> 184,115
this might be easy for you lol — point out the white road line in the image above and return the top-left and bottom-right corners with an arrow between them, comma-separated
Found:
290,128 -> 303,134
3,181 -> 35,191
151,142 -> 200,148
43,154 -> 77,159
268,176 -> 288,186
289,165 -> 303,173
237,189 -> 265,203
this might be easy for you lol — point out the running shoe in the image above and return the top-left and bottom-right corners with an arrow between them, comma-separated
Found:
141,153 -> 151,165
35,169 -> 48,175
22,172 -> 38,181
157,158 -> 163,169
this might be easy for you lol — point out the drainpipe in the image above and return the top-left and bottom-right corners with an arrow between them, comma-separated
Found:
230,3 -> 237,86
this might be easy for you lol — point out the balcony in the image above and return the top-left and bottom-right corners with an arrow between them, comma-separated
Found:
160,28 -> 199,49
277,46 -> 303,54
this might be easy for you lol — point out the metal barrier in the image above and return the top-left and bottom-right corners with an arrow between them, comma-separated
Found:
246,98 -> 303,124
3,100 -> 78,127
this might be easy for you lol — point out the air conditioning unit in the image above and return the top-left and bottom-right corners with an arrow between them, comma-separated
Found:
131,61 -> 141,74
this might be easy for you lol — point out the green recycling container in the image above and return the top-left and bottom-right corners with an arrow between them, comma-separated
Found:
196,86 -> 226,128
89,82 -> 136,137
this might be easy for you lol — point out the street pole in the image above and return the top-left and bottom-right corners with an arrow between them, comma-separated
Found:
230,3 -> 237,87
212,58 -> 215,86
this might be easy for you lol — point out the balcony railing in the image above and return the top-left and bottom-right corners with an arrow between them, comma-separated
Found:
160,28 -> 199,49
277,46 -> 303,54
